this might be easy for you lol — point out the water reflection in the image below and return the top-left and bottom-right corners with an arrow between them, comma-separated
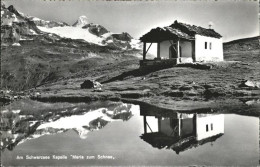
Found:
140,106 -> 224,154
0,101 -> 133,151
1,100 -> 259,166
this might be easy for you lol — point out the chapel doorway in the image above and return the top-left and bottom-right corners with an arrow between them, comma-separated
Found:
169,44 -> 181,59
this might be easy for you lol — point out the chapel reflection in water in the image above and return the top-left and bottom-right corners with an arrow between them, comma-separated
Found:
140,106 -> 224,154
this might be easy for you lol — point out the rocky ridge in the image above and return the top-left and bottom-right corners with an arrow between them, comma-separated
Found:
1,2 -> 141,49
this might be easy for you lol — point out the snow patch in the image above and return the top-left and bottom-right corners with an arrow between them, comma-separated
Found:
1,110 -> 8,113
31,17 -> 42,21
19,115 -> 26,119
29,121 -> 38,125
37,108 -> 114,130
12,43 -> 21,46
130,39 -> 141,49
19,37 -> 34,41
12,110 -> 21,114
75,127 -> 90,139
101,32 -> 113,39
106,39 -> 113,43
11,14 -> 19,22
88,52 -> 99,58
37,26 -> 104,45
17,10 -> 26,17
29,29 -> 37,35
106,110 -> 114,115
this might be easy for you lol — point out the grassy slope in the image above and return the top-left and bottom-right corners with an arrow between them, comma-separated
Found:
2,35 -> 260,113
223,36 -> 260,62
28,36 -> 260,114
1,39 -> 141,91
37,35 -> 260,92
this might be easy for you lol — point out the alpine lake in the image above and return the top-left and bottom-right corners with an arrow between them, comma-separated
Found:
1,99 -> 259,166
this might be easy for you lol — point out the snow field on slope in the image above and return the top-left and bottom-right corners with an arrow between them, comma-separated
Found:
38,26 -> 105,45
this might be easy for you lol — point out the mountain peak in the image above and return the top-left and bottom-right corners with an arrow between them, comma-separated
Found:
72,15 -> 89,27
7,5 -> 24,18
7,5 -> 17,13
1,1 -> 6,8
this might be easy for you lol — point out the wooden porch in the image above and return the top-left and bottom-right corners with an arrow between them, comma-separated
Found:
139,26 -> 195,68
140,38 -> 195,68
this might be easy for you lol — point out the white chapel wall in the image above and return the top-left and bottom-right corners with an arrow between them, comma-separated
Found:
196,114 -> 224,141
195,35 -> 224,62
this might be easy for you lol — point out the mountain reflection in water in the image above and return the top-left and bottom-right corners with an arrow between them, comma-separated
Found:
1,101 -> 133,151
1,100 -> 259,166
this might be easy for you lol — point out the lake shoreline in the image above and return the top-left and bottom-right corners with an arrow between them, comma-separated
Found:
1,60 -> 260,117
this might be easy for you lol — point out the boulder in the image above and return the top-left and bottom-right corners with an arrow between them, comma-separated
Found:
80,80 -> 95,89
239,80 -> 260,88
80,80 -> 102,89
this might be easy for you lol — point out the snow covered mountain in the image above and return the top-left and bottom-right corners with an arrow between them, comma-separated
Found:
1,3 -> 64,46
1,103 -> 134,150
1,2 -> 141,49
38,15 -> 140,49
1,2 -> 142,91
72,15 -> 89,27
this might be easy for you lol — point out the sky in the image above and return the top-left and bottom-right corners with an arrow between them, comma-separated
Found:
3,0 -> 260,42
